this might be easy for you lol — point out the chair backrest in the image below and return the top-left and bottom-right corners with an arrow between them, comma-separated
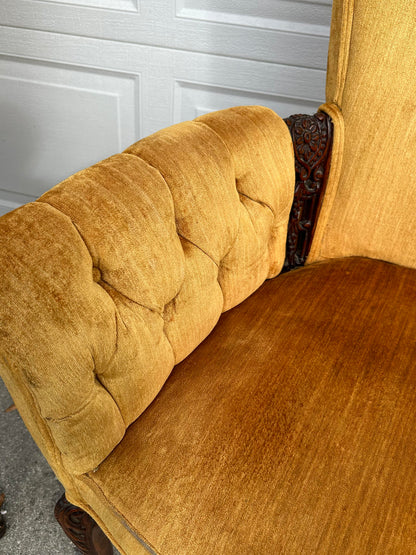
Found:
309,0 -> 416,269
0,106 -> 293,477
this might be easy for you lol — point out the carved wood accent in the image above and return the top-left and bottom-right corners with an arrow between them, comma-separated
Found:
55,494 -> 113,555
283,112 -> 333,271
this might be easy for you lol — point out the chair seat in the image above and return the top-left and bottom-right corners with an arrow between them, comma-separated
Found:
84,257 -> 416,554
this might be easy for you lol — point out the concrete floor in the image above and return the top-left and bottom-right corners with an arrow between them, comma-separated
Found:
0,377 -> 120,554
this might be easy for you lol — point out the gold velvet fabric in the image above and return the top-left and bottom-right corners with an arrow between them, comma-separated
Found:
80,257 -> 416,554
0,106 -> 294,476
309,0 -> 416,269
2,4 -> 416,548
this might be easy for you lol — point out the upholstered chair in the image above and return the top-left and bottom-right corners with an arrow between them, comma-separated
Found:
1,0 -> 415,553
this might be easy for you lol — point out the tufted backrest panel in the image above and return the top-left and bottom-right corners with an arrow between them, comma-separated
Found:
0,106 -> 294,475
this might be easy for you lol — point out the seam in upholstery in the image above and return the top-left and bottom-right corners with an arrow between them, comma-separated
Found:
308,102 -> 345,263
221,204 -> 242,266
277,197 -> 296,225
193,119 -> 259,263
193,120 -> 262,251
0,352 -> 66,475
98,276 -> 163,315
93,371 -> 127,429
335,0 -> 355,106
201,109 -> 293,224
123,152 -> 223,268
112,311 -> 121,358
87,345 -> 126,429
107,151 -> 195,366
35,201 -> 98,271
103,311 -> 127,374
193,119 -> 275,221
110,156 -> 185,364
196,120 -> 246,264
96,285 -> 175,426
161,313 -> 178,363
177,232 -> 219,268
120,153 -> 176,206
37,200 -> 124,362
238,190 -> 275,220
44,386 -> 97,423
93,280 -> 125,364
82,466 -> 161,554
125,122 -> 252,268
238,195 -> 257,234
161,212 -> 191,364
37,205 -> 169,362
35,200 -> 126,422
193,120 -> 236,164
235,109 -> 293,220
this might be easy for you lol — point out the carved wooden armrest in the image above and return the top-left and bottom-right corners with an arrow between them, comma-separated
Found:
283,112 -> 333,271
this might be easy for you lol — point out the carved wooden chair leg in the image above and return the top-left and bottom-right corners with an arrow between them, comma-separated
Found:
55,494 -> 113,555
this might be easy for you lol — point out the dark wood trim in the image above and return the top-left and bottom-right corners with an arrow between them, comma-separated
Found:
283,112 -> 333,271
55,494 -> 113,555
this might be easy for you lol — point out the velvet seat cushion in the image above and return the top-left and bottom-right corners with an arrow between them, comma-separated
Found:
83,257 -> 416,554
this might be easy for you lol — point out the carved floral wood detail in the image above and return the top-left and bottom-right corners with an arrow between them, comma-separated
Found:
283,112 -> 333,271
55,494 -> 113,555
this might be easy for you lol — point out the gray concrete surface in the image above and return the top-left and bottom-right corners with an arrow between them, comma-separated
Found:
0,377 -> 120,555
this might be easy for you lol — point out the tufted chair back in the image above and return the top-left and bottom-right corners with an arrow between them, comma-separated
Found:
309,0 -> 416,269
0,106 -> 293,477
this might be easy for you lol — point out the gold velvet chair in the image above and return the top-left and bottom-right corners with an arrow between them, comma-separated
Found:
1,1 -> 416,553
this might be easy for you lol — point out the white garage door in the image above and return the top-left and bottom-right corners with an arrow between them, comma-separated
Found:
0,0 -> 331,215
